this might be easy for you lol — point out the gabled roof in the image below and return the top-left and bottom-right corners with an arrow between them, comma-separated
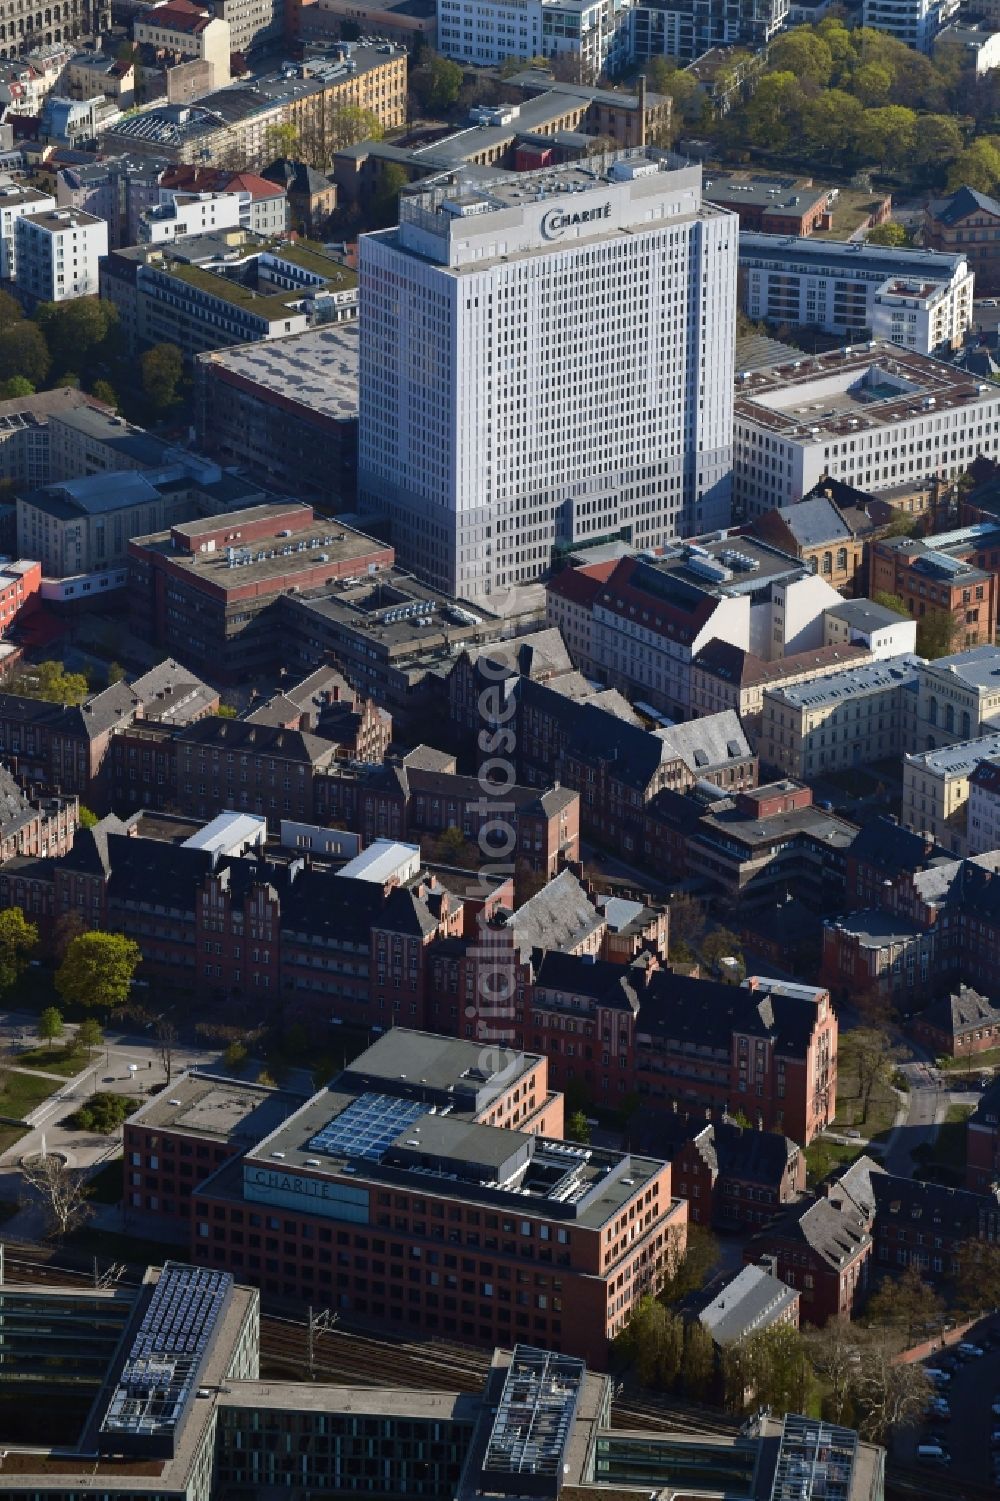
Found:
174,716 -> 335,766
696,1120 -> 801,1184
533,950 -> 642,1013
545,560 -> 617,609
0,764 -> 34,839
699,1263 -> 798,1347
59,813 -> 134,878
848,817 -> 950,877
506,869 -> 603,959
932,185 -> 1000,226
917,983 -> 1000,1040
654,711 -> 752,776
757,1192 -> 870,1270
872,1172 -> 1000,1238
639,974 -> 825,1060
774,495 -> 853,549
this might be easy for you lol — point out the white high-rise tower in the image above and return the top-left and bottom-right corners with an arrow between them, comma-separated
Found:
358,150 -> 737,605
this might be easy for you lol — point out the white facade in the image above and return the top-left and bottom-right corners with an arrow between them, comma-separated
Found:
823,599 -> 918,660
133,6 -> 231,88
15,208 -> 107,303
759,654 -> 922,779
733,345 -> 1000,518
358,153 -> 737,604
139,190 -> 244,242
934,20 -> 1000,74
0,184 -> 55,281
862,0 -> 957,51
436,0 -> 632,76
902,734 -> 1000,856
739,234 -> 974,356
968,763 -> 1000,855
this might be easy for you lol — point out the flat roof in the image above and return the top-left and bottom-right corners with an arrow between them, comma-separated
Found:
920,644 -> 1000,693
905,733 -> 1000,778
23,207 -> 103,230
766,654 -> 921,710
126,1070 -> 306,1143
826,598 -> 909,632
196,321 -> 358,421
131,513 -> 389,593
735,343 -> 998,442
739,230 -> 966,281
705,170 -> 826,214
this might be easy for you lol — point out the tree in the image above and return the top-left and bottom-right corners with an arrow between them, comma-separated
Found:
410,52 -> 464,114
619,1295 -> 684,1388
851,1027 -> 896,1119
77,1017 -> 103,1058
768,29 -> 834,86
52,910 -> 86,965
866,220 -> 911,247
723,1325 -> 811,1414
0,290 -> 22,331
669,894 -> 707,961
72,1091 -> 137,1133
701,928 -> 745,982
681,1318 -> 715,1401
912,114 -> 964,179
851,60 -> 893,107
78,806 -> 99,829
801,1321 -> 860,1426
56,931 -> 142,1013
264,121 -> 300,159
371,161 -> 409,228
851,1330 -> 930,1442
36,299 -> 119,378
952,1238 -> 1000,1316
873,589 -> 910,618
0,322 -> 50,389
917,608 -> 959,660
20,1154 -> 92,1239
566,1109 -> 591,1144
948,138 -> 1000,193
107,662 -> 126,685
882,512 -> 919,537
853,105 -> 918,172
432,825 -> 478,868
0,907 -> 38,991
38,1006 -> 64,1044
10,660 -> 88,704
865,1266 -> 944,1342
224,1038 -> 248,1072
156,1020 -> 177,1084
326,105 -> 384,155
90,379 -> 118,410
0,377 -> 34,398
141,343 -> 183,411
660,1222 -> 720,1304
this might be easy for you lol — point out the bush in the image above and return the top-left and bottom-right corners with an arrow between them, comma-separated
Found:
72,1092 -> 138,1134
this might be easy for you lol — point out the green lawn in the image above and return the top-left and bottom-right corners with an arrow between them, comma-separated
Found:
0,1071 -> 57,1121
939,1048 -> 1000,1073
0,1124 -> 27,1157
87,1159 -> 123,1206
833,1033 -> 899,1138
804,1136 -> 865,1186
14,1046 -> 87,1078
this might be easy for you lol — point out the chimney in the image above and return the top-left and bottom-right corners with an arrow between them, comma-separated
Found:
637,73 -> 647,147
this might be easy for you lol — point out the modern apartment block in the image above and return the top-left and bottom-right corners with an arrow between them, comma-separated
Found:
629,0 -> 787,62
358,151 -> 737,604
15,206 -> 107,303
862,0 -> 957,51
759,654 -> 921,780
0,183 -> 54,280
436,0 -> 634,76
733,344 -> 1000,519
738,234 -> 973,356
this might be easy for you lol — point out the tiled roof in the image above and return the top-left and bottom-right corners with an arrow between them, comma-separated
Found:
931,185 -> 1000,226
917,983 -> 1000,1040
639,974 -> 825,1060
533,950 -> 642,1013
775,495 -> 853,549
506,869 -> 603,959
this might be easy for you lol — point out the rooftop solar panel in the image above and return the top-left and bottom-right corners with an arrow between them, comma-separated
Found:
306,1091 -> 427,1162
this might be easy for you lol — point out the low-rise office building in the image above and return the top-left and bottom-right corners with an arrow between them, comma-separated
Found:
739,233 -> 973,355
706,173 -> 835,237
127,501 -> 394,682
733,344 -> 1000,518
759,654 -> 921,780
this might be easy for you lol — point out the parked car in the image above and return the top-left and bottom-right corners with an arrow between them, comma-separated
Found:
958,1342 -> 985,1357
926,1368 -> 951,1383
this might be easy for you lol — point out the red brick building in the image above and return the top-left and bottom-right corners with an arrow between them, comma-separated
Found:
870,530 -> 1000,652
872,1172 -> 1000,1284
967,1079 -> 1000,1192
910,984 -> 1000,1059
672,1121 -> 806,1231
744,1157 -> 882,1324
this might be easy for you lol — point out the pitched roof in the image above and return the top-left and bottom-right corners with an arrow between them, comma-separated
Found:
0,764 -> 33,839
59,813 -> 135,878
465,627 -> 573,682
174,716 -> 335,766
757,1192 -> 870,1270
872,1172 -> 1000,1238
506,869 -> 604,959
774,495 -> 853,549
260,157 -> 331,195
699,1263 -> 799,1346
654,711 -> 752,776
533,950 -> 642,1013
848,817 -> 950,877
545,560 -> 617,608
917,983 -> 1000,1039
639,974 -> 825,1060
693,1120 -> 801,1184
932,185 -> 1000,226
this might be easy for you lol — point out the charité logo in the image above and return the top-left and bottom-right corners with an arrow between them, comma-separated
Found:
540,201 -> 611,239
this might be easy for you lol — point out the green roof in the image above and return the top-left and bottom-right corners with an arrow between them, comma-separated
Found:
158,243 -> 357,321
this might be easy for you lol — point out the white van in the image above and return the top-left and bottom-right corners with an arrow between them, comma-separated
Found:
917,1444 -> 950,1463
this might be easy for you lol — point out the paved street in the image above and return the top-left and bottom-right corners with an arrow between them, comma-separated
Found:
882,1059 -> 954,1178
